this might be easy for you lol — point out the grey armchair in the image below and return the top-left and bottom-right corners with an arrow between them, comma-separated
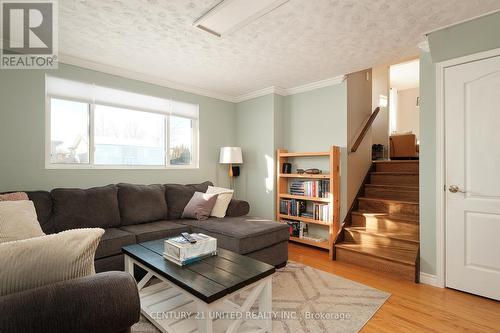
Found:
0,271 -> 140,333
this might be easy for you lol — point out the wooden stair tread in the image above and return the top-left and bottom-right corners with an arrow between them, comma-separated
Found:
352,210 -> 419,223
371,172 -> 419,175
372,160 -> 419,163
358,197 -> 419,205
345,226 -> 419,243
364,184 -> 419,190
335,242 -> 417,266
336,159 -> 420,282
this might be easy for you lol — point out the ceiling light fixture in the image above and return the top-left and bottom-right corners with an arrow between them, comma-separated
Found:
194,0 -> 289,37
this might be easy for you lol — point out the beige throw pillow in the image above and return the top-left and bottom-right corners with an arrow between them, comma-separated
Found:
0,201 -> 45,244
206,186 -> 234,218
0,228 -> 104,296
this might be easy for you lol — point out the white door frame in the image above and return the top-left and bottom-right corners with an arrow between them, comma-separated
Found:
434,46 -> 500,288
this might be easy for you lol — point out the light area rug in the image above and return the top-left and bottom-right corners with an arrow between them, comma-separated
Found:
131,261 -> 390,333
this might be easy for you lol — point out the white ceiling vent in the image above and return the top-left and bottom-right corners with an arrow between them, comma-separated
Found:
194,0 -> 289,37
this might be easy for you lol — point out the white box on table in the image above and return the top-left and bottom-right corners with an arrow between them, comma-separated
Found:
163,233 -> 217,266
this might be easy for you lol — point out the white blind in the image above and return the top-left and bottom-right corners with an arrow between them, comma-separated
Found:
46,76 -> 199,119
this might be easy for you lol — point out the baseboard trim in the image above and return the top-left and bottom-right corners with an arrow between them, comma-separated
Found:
419,272 -> 444,288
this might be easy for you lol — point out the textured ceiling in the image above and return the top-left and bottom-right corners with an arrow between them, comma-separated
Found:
60,0 -> 500,97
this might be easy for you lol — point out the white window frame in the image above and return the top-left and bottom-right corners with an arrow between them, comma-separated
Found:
45,84 -> 199,170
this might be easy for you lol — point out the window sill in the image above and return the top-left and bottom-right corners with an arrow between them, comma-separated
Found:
44,163 -> 199,170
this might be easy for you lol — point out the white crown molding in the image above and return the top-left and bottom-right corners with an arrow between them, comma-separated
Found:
233,75 -> 346,102
58,53 -> 238,103
59,53 -> 346,104
232,86 -> 284,103
285,75 -> 346,95
418,39 -> 430,53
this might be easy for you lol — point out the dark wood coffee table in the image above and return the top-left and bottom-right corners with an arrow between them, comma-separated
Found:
123,239 -> 275,333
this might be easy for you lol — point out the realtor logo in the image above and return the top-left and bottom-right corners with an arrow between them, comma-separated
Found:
1,0 -> 58,69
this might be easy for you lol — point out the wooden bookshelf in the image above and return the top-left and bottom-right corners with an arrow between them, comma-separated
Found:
278,214 -> 330,226
276,146 -> 341,259
289,236 -> 330,249
279,173 -> 330,179
279,152 -> 330,157
279,194 -> 330,203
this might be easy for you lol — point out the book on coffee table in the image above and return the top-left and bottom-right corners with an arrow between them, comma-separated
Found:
163,233 -> 217,266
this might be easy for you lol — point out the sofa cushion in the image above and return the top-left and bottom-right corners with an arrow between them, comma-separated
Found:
120,220 -> 189,243
0,191 -> 53,233
51,185 -> 121,231
225,199 -> 250,217
95,254 -> 126,273
165,181 -> 213,220
0,201 -> 45,244
26,191 -> 54,233
95,228 -> 136,259
176,216 -> 289,254
0,228 -> 104,296
117,183 -> 167,225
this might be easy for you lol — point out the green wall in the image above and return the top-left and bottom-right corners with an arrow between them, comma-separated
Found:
419,51 -> 437,275
428,11 -> 500,63
419,10 -> 500,275
283,84 -> 348,220
233,83 -> 349,223
235,94 -> 276,218
0,62 -> 349,223
0,64 -> 236,191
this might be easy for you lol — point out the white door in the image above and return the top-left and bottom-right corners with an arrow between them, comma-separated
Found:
445,55 -> 500,301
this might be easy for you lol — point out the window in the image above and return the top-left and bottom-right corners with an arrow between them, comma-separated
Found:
170,116 -> 193,165
94,105 -> 165,166
50,99 -> 89,164
46,76 -> 199,168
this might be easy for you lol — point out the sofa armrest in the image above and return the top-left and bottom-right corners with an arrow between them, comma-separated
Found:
0,271 -> 140,333
226,199 -> 250,217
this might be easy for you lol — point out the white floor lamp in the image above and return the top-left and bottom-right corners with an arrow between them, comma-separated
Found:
219,147 -> 243,190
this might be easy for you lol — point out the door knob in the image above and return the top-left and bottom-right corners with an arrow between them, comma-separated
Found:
448,185 -> 465,193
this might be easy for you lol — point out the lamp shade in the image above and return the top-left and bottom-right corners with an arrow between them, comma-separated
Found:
219,147 -> 243,164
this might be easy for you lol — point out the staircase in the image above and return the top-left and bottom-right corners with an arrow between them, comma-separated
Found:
335,160 -> 420,282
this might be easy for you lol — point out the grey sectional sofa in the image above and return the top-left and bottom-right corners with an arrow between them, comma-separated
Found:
0,181 -> 289,333
43,181 -> 289,270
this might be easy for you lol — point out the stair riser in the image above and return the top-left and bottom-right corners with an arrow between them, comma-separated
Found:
351,214 -> 419,233
345,230 -> 419,250
365,187 -> 419,201
336,248 -> 416,281
375,162 -> 419,173
359,199 -> 419,217
371,174 -> 419,186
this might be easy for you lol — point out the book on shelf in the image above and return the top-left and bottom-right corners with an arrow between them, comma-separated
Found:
283,220 -> 308,238
289,180 -> 330,198
280,199 -> 330,222
312,203 -> 330,222
280,199 -> 306,216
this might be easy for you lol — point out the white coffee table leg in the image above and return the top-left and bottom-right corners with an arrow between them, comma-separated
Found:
124,255 -> 134,276
197,302 -> 213,333
259,279 -> 272,332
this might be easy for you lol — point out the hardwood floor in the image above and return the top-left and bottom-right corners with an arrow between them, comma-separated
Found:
289,243 -> 500,332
